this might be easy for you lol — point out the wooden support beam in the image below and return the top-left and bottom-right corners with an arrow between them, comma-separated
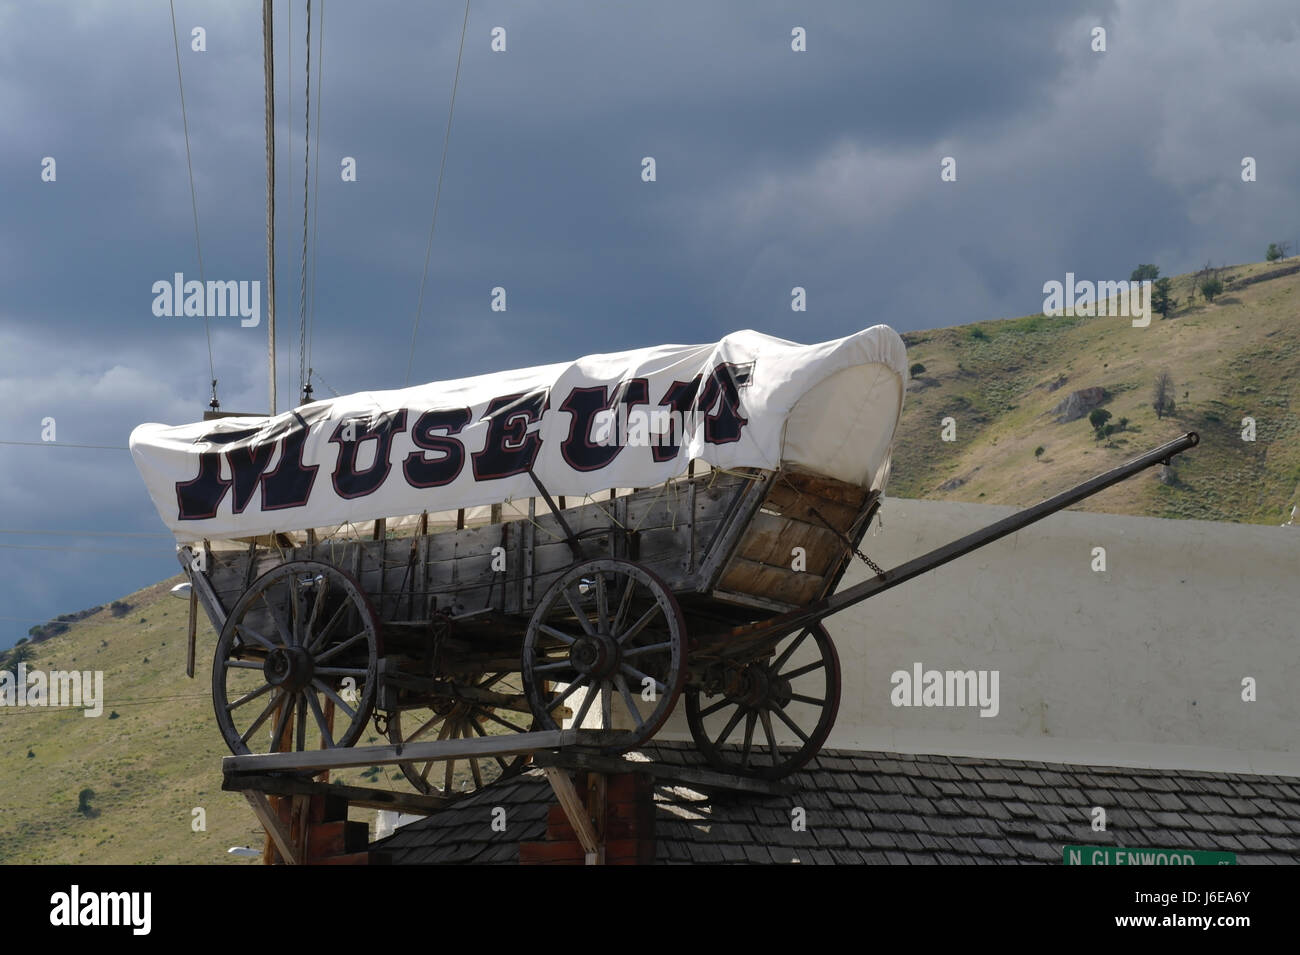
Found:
532,748 -> 794,796
185,585 -> 197,679
180,546 -> 228,630
223,728 -> 625,776
223,773 -> 453,816
243,791 -> 300,865
543,767 -> 603,865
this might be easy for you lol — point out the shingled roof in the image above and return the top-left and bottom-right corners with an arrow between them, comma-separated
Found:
374,741 -> 1300,864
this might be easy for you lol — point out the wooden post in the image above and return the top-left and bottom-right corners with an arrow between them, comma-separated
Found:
543,768 -> 603,865
185,585 -> 198,679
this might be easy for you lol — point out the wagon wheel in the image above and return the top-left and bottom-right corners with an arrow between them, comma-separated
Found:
685,622 -> 840,779
523,558 -> 686,754
388,670 -> 538,797
212,560 -> 380,758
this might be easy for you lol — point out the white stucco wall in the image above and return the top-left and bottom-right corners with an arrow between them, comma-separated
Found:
660,498 -> 1300,776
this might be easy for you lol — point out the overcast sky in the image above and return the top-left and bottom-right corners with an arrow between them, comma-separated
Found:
1,0 -> 1297,646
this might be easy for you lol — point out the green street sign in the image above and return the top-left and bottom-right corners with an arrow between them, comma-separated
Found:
1063,845 -> 1236,865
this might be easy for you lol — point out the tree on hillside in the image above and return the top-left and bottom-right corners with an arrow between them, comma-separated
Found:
1152,277 -> 1177,318
1200,276 -> 1223,302
1089,408 -> 1112,440
1130,264 -> 1160,283
1267,243 -> 1283,262
1153,371 -> 1176,419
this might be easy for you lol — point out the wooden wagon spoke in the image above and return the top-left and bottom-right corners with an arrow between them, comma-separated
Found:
572,680 -> 599,728
235,624 -> 278,652
697,697 -> 731,718
789,693 -> 825,706
226,659 -> 266,670
770,702 -> 812,744
621,641 -> 673,658
544,675 -> 589,713
612,576 -> 635,635
259,590 -> 294,646
532,660 -> 574,673
537,624 -> 578,646
714,706 -> 746,750
314,666 -> 368,677
759,709 -> 781,763
469,753 -> 484,790
239,689 -> 286,745
289,577 -> 303,647
295,691 -> 308,751
594,573 -> 610,633
270,695 -> 295,753
616,604 -> 662,645
618,663 -> 665,694
304,691 -> 336,748
442,725 -> 457,793
418,719 -> 457,783
782,659 -> 826,680
305,600 -> 351,654
560,585 -> 597,636
305,575 -> 329,634
770,628 -> 810,671
464,716 -> 511,772
477,708 -> 530,735
311,678 -> 357,721
402,711 -> 449,745
613,673 -> 645,730
740,710 -> 757,766
226,680 -> 275,711
312,631 -> 368,664
600,680 -> 613,729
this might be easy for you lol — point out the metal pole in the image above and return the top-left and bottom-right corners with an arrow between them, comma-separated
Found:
263,0 -> 277,415
727,432 -> 1200,642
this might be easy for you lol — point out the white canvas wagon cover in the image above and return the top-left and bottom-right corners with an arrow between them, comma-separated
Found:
130,325 -> 907,540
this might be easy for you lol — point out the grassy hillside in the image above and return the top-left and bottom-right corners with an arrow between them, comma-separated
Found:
890,259 -> 1300,523
0,578 -> 409,864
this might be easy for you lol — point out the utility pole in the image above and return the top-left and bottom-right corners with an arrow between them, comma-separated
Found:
263,0 -> 277,415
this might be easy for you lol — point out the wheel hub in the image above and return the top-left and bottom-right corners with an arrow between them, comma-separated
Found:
569,633 -> 619,679
724,665 -> 792,709
264,645 -> 314,691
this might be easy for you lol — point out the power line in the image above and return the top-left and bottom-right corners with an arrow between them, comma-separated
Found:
0,543 -> 166,556
0,529 -> 172,539
0,440 -> 128,450
405,0 -> 472,387
168,0 -> 219,412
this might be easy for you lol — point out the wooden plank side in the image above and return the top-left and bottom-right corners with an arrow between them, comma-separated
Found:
762,482 -> 863,529
732,512 -> 845,576
777,466 -> 871,508
716,556 -> 826,606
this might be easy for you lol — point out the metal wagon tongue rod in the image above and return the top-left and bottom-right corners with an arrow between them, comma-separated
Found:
728,431 -> 1201,644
